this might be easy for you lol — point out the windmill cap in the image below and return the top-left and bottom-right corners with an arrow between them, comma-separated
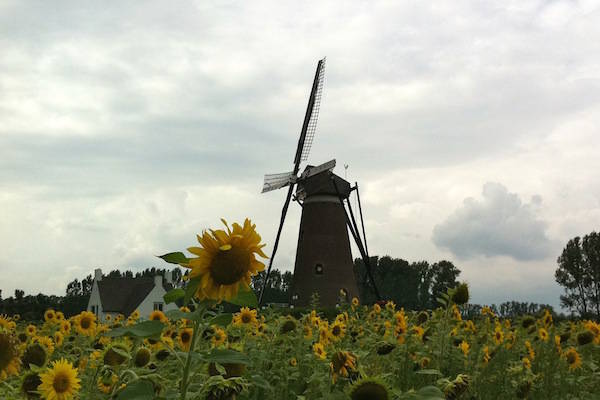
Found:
297,171 -> 351,199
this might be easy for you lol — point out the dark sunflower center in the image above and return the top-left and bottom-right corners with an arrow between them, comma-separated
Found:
567,353 -> 576,363
181,332 -> 191,343
351,382 -> 389,400
210,246 -> 251,285
241,314 -> 252,323
332,326 -> 341,336
53,372 -> 71,393
80,318 -> 91,329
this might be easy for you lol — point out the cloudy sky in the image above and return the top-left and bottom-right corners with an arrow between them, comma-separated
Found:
2,1 -> 599,309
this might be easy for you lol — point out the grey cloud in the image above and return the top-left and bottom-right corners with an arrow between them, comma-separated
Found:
432,183 -> 554,261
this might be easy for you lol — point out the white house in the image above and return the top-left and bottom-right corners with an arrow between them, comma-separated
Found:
87,268 -> 178,322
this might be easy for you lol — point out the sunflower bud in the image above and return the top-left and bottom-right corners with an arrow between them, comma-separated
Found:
134,348 -> 151,367
22,343 -> 47,368
156,349 -> 170,361
376,342 -> 396,355
451,283 -> 469,305
349,377 -> 390,400
516,380 -> 532,399
103,344 -> 129,366
576,330 -> 594,346
521,316 -> 535,329
21,372 -> 42,399
416,311 -> 429,325
280,319 -> 297,334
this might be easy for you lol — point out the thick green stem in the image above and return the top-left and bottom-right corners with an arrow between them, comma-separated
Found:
180,309 -> 204,400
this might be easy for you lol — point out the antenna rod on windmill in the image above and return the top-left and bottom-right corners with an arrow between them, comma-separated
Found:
259,58 -> 326,306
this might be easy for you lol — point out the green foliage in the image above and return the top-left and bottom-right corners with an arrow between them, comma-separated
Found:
555,231 -> 600,318
354,256 -> 460,308
158,252 -> 190,265
106,320 -> 165,339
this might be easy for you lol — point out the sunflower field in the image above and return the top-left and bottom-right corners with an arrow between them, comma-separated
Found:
1,219 -> 600,400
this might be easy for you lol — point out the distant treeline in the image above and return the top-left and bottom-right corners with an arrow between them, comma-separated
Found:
1,261 -> 560,321
0,267 -> 182,321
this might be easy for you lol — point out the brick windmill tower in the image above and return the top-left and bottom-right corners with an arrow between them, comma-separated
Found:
259,58 -> 380,307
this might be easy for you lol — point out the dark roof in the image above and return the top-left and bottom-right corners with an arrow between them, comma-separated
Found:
97,277 -> 172,316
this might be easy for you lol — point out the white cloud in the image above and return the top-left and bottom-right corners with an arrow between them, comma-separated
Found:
432,183 -> 554,261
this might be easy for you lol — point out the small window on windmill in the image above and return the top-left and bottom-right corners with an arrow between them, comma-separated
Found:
292,293 -> 299,301
315,263 -> 324,275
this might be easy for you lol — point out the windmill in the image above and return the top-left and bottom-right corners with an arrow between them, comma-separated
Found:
259,58 -> 380,308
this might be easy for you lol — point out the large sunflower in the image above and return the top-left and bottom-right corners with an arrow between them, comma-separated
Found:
0,331 -> 21,381
187,218 -> 267,302
38,358 -> 81,400
74,311 -> 97,337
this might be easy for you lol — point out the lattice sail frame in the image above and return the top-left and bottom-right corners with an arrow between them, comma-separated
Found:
262,171 -> 295,193
300,57 -> 326,162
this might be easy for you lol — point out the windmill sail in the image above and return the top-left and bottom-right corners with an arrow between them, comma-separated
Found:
300,159 -> 336,180
262,172 -> 295,193
293,57 -> 326,170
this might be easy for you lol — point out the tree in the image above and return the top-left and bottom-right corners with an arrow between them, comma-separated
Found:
556,232 -> 600,318
430,260 -> 461,306
353,256 -> 460,309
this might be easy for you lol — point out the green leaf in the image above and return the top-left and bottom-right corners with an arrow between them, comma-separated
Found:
205,348 -> 249,365
111,346 -> 132,360
249,375 -> 271,390
158,252 -> 190,265
106,320 -> 165,339
163,288 -> 185,304
226,285 -> 258,308
116,380 -> 155,400
214,363 -> 226,375
165,309 -> 188,321
184,275 -> 202,306
209,313 -> 233,327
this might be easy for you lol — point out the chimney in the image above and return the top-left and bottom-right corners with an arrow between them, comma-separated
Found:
94,268 -> 103,282
165,270 -> 172,285
154,275 -> 163,288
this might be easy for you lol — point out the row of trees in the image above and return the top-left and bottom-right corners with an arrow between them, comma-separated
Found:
251,269 -> 293,304
353,257 -> 460,310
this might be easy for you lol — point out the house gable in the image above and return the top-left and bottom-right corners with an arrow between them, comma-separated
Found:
86,270 -> 177,321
